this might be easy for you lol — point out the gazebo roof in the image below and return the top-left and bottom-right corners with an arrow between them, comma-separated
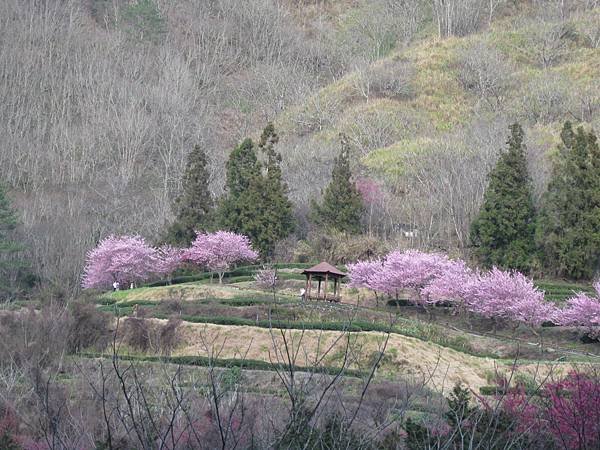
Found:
302,262 -> 346,278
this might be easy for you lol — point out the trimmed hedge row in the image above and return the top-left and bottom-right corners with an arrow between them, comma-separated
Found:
79,352 -> 366,378
153,313 -> 393,334
479,385 -> 541,396
144,262 -> 343,288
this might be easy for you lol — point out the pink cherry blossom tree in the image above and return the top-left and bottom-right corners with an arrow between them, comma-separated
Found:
356,177 -> 383,236
465,268 -> 556,342
543,371 -> 600,449
254,266 -> 279,301
82,235 -> 158,290
421,259 -> 475,310
155,245 -> 185,284
370,250 -> 452,304
349,251 -> 472,311
347,259 -> 383,304
184,231 -> 258,283
556,282 -> 600,339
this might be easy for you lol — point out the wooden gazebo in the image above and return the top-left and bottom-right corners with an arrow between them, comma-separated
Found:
302,262 -> 346,302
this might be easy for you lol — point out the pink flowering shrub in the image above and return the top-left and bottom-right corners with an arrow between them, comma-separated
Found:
348,250 -> 557,330
369,250 -> 453,305
421,259 -> 475,306
543,371 -> 600,449
556,284 -> 600,339
254,267 -> 278,291
184,231 -> 258,283
349,250 -> 469,307
155,245 -> 185,282
347,259 -> 381,290
82,235 -> 158,289
355,177 -> 382,205
0,407 -> 50,450
466,268 -> 556,328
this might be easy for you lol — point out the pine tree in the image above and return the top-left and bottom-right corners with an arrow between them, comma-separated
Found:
537,123 -> 600,280
470,123 -> 536,273
218,128 -> 295,258
217,139 -> 261,248
311,135 -> 364,234
0,183 -> 27,300
256,123 -> 295,256
164,144 -> 213,246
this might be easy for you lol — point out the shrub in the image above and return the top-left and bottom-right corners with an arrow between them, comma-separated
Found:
68,301 -> 111,353
121,317 -> 182,355
517,73 -> 575,124
457,42 -> 514,109
294,231 -> 388,265
360,58 -> 415,100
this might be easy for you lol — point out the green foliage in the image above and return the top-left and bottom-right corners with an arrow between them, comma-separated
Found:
470,124 -> 536,273
256,123 -> 295,256
218,125 -> 295,258
81,352 -> 365,377
0,183 -> 29,300
121,0 -> 166,44
0,434 -> 20,450
164,144 -> 214,246
311,135 -> 364,234
537,123 -> 600,280
403,417 -> 434,450
445,383 -> 475,427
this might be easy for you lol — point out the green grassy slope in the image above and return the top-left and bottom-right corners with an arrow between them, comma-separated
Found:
276,6 -> 600,180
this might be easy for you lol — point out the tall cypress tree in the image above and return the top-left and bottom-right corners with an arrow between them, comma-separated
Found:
0,183 -> 27,300
218,138 -> 262,243
537,123 -> 600,280
469,123 -> 536,273
218,128 -> 295,258
165,144 -> 213,246
256,123 -> 295,257
311,135 -> 364,234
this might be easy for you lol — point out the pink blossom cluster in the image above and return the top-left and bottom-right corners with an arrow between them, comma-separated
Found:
155,245 -> 186,279
82,231 -> 258,290
347,259 -> 382,290
82,235 -> 161,289
466,268 -> 555,327
496,371 -> 600,449
555,282 -> 600,338
348,250 -> 471,306
183,231 -> 258,283
348,250 -> 556,328
254,266 -> 278,290
355,177 -> 382,205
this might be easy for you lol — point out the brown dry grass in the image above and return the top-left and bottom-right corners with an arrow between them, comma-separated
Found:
166,320 -> 512,392
115,283 -> 256,303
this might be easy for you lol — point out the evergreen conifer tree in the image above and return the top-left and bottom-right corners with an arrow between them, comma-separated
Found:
469,123 -> 536,273
311,135 -> 364,234
256,123 -> 295,256
165,144 -> 213,246
218,127 -> 295,258
218,139 -> 262,248
537,123 -> 600,280
0,183 -> 27,300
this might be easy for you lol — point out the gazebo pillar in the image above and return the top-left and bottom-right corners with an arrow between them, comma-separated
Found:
324,273 -> 328,301
307,274 -> 312,299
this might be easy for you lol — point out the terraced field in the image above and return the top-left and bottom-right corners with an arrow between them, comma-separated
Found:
93,264 -> 600,397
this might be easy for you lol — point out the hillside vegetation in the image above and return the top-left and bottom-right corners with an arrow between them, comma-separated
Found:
1,0 -> 599,290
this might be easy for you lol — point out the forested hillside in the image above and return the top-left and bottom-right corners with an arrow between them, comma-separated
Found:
1,0 -> 599,290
